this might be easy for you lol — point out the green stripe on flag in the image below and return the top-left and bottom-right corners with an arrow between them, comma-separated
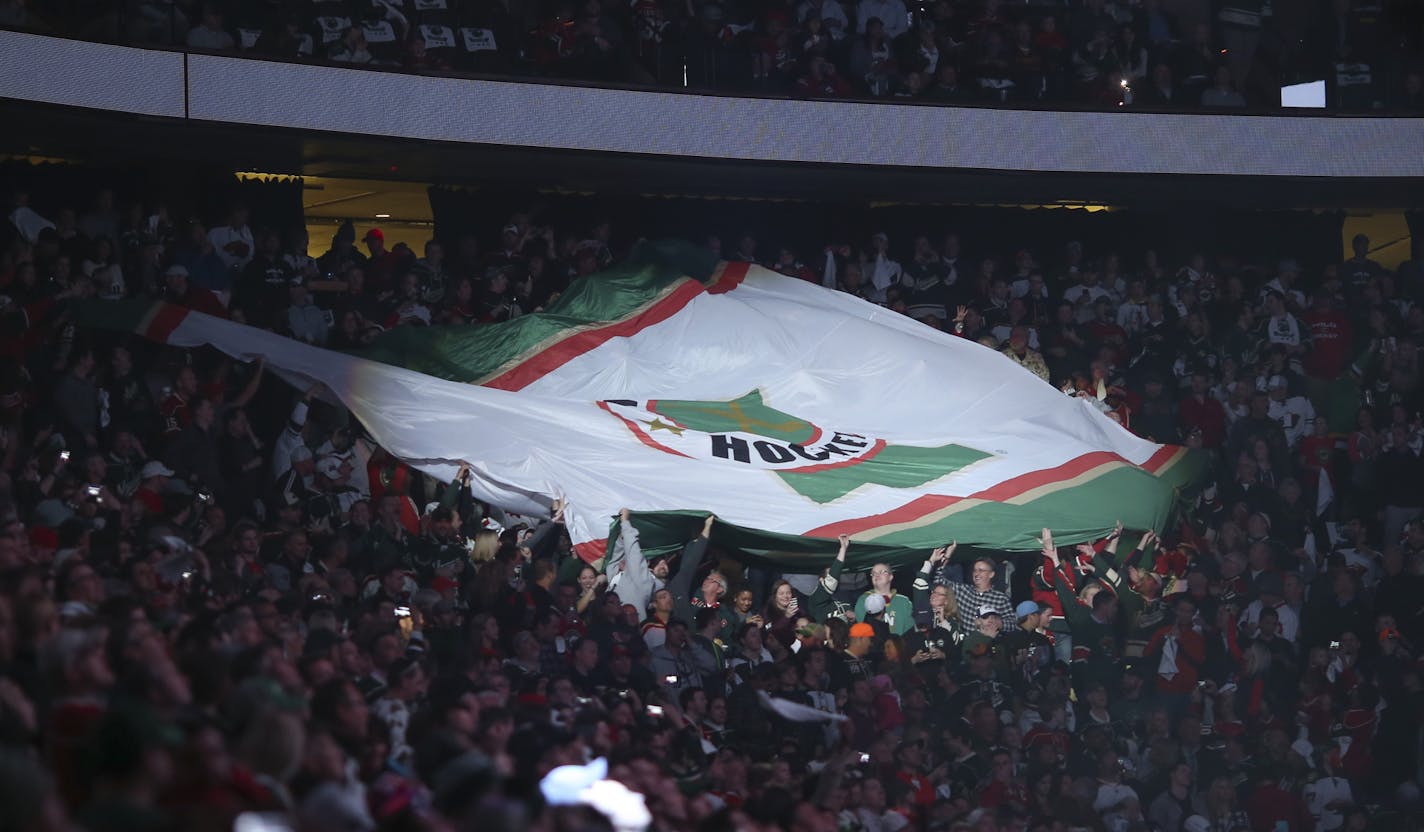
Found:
73,298 -> 172,337
617,447 -> 1206,572
360,240 -> 723,384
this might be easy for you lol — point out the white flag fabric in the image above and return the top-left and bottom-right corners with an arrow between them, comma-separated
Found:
85,242 -> 1198,568
757,690 -> 849,723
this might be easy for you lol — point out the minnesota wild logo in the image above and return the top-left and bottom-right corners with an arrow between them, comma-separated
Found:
600,391 -> 991,503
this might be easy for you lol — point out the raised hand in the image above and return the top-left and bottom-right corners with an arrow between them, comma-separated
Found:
1138,530 -> 1157,551
703,515 -> 715,536
1040,529 -> 1060,565
619,507 -> 631,523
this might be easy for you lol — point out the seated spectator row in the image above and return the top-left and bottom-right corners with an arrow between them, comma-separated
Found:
5,0 -> 1424,111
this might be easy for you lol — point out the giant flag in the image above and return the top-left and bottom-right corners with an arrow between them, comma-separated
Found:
82,241 -> 1201,569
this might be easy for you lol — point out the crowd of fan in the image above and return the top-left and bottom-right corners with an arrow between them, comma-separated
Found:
4,0 -> 1424,110
0,181 -> 1423,832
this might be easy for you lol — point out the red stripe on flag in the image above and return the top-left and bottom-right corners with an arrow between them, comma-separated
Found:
803,451 -> 1127,538
597,401 -> 692,459
143,303 -> 191,342
805,494 -> 963,538
487,278 -> 712,391
707,261 -> 751,294
484,262 -> 751,391
967,450 -> 1121,501
1139,445 -> 1181,473
574,539 -> 607,564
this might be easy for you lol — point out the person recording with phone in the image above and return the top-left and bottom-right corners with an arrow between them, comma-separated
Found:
647,619 -> 707,695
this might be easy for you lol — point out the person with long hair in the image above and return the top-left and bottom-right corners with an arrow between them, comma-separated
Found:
914,548 -> 962,643
721,586 -> 761,643
468,529 -> 499,566
574,564 -> 605,615
761,579 -> 802,648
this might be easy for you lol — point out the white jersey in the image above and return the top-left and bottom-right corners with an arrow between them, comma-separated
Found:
1268,395 -> 1315,446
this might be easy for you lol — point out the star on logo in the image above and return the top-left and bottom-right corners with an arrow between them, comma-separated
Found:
644,418 -> 686,436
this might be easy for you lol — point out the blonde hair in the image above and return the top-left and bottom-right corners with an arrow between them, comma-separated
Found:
941,585 -> 960,620
469,529 -> 499,564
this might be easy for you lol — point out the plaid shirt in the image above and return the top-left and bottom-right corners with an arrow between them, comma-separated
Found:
943,581 -> 1015,633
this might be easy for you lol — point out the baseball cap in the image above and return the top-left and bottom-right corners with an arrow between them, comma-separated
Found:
363,228 -> 384,243
1015,600 -> 1044,620
849,622 -> 875,639
977,606 -> 1001,619
1267,374 -> 1288,390
864,594 -> 887,615
140,460 -> 175,479
163,264 -> 189,278
501,224 -> 519,235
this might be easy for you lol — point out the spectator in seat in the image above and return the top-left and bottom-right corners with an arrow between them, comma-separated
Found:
186,4 -> 235,50
163,265 -> 227,319
1201,64 -> 1246,108
795,56 -> 852,97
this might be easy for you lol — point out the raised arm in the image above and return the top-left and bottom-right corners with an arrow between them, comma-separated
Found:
809,534 -> 850,622
914,543 -> 952,615
670,515 -> 714,622
525,498 -> 565,560
609,509 -> 654,619
929,540 -> 960,587
228,358 -> 265,409
1042,529 -> 1088,628
606,509 -> 641,578
1088,543 -> 1125,593
1124,529 -> 1158,570
438,464 -> 470,511
1103,520 -> 1124,558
